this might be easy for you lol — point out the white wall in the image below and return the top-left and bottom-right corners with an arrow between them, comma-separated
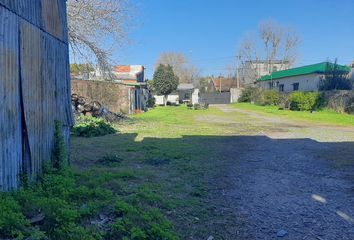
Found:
258,73 -> 323,92
230,88 -> 243,103
192,89 -> 199,104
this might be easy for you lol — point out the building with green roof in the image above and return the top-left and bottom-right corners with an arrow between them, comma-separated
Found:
257,62 -> 351,92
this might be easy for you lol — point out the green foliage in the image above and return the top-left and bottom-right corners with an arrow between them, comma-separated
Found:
53,121 -> 68,170
72,116 -> 117,137
147,97 -> 156,108
239,86 -> 261,103
289,92 -> 322,111
1,166 -> 112,240
261,90 -> 280,106
97,154 -> 123,166
110,198 -> 178,240
70,63 -> 94,74
0,195 -> 29,239
319,60 -> 352,90
151,64 -> 179,98
198,77 -> 212,93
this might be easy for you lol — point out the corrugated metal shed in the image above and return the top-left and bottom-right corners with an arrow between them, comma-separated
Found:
0,0 -> 72,190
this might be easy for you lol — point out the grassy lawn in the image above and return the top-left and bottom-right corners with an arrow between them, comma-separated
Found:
232,103 -> 354,126
68,106 -> 243,239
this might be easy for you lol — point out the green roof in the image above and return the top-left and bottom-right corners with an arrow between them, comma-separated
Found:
257,62 -> 351,81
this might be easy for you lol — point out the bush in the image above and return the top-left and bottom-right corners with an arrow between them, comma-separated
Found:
289,92 -> 322,111
239,86 -> 259,103
0,195 -> 29,239
72,116 -> 117,137
147,97 -> 156,108
260,90 -> 280,106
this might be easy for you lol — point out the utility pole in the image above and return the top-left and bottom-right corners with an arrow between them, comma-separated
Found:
235,55 -> 241,88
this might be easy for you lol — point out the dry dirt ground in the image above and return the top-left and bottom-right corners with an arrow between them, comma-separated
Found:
201,105 -> 354,240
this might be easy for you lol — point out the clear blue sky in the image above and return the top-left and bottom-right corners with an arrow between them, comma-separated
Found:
115,0 -> 354,79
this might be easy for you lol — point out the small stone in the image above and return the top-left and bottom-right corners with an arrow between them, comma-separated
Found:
277,230 -> 288,237
207,236 -> 214,240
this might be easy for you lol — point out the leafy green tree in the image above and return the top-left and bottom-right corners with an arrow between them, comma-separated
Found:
152,64 -> 179,106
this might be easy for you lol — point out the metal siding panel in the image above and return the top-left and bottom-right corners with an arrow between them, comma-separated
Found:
0,0 -> 42,27
0,6 -> 22,191
20,20 -> 43,179
55,41 -> 72,126
0,1 -> 70,190
41,0 -> 65,41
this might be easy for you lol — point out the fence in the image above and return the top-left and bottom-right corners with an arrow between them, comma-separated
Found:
200,92 -> 231,104
0,0 -> 72,191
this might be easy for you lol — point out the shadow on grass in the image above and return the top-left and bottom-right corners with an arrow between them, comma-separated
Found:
71,132 -> 354,239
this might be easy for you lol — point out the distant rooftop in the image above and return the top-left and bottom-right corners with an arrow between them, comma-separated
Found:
257,62 -> 351,82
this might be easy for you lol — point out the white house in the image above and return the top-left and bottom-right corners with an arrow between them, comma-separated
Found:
257,62 -> 351,92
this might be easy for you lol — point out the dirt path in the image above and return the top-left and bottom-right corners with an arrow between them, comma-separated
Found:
208,105 -> 354,239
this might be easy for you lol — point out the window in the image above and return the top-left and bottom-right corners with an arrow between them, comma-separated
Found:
273,66 -> 278,72
293,83 -> 299,91
279,84 -> 284,92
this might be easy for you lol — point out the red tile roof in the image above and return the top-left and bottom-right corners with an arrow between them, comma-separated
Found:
212,78 -> 238,92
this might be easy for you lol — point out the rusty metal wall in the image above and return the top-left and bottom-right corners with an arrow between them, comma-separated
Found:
0,0 -> 71,190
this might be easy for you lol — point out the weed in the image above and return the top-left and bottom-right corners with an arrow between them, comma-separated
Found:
97,154 -> 123,166
72,116 -> 117,137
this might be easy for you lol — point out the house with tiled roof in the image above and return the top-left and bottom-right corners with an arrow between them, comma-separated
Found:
257,62 -> 351,92
212,77 -> 238,92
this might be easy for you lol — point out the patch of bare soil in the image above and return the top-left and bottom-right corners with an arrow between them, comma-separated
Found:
206,105 -> 354,239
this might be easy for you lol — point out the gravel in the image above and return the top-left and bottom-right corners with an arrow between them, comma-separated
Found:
212,105 -> 354,239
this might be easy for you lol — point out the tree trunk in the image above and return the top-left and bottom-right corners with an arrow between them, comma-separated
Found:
164,95 -> 167,106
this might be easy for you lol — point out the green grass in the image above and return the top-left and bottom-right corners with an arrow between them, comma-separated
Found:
232,103 -> 354,126
7,104 -> 351,239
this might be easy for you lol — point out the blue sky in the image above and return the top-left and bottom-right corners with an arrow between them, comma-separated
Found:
115,0 -> 354,79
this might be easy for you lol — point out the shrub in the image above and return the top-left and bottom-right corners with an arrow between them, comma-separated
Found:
147,97 -> 156,108
239,86 -> 261,103
109,198 -> 178,240
0,195 -> 29,239
289,92 -> 321,111
72,116 -> 117,137
261,90 -> 280,106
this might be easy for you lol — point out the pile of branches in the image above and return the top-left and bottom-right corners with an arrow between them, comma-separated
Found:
71,94 -> 127,122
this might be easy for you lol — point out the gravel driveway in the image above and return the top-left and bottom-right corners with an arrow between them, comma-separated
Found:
208,105 -> 354,240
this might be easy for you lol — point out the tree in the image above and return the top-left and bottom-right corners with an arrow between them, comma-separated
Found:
156,52 -> 200,84
70,63 -> 94,74
319,60 -> 352,90
67,0 -> 131,72
152,65 -> 179,106
238,20 -> 300,84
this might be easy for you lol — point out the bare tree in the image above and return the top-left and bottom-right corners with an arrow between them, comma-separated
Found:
156,52 -> 200,85
238,20 -> 300,84
67,0 -> 131,72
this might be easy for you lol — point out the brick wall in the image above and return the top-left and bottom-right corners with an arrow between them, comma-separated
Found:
71,80 -> 133,114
